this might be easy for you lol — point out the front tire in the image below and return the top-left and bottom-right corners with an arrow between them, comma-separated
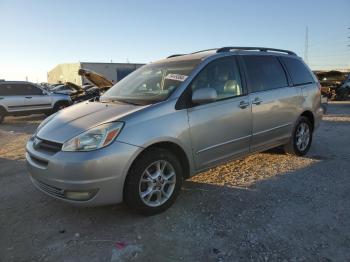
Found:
284,116 -> 313,156
124,148 -> 183,215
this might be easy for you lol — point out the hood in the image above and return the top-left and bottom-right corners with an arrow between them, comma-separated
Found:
37,101 -> 147,143
78,69 -> 114,89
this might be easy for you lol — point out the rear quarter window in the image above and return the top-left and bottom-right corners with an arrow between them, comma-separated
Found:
0,84 -> 13,96
282,57 -> 314,86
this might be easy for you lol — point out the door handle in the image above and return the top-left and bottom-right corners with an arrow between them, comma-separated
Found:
25,96 -> 32,99
239,101 -> 250,109
252,97 -> 263,105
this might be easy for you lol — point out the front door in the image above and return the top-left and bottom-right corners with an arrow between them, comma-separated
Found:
187,56 -> 252,170
22,84 -> 52,111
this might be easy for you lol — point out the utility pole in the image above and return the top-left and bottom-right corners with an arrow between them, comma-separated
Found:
304,26 -> 309,64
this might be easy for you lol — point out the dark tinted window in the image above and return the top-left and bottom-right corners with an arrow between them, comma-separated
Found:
190,57 -> 243,101
282,57 -> 314,86
2,84 -> 43,96
0,84 -> 14,96
243,56 -> 288,92
24,84 -> 43,95
12,84 -> 28,95
117,68 -> 135,80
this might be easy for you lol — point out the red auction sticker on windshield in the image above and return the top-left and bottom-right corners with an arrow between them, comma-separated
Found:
165,74 -> 188,82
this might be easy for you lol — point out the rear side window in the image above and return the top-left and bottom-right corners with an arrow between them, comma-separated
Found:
282,57 -> 314,86
22,84 -> 43,95
0,84 -> 13,96
2,84 -> 43,96
243,56 -> 288,92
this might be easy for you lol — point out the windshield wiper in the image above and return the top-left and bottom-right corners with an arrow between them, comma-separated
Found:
110,98 -> 142,106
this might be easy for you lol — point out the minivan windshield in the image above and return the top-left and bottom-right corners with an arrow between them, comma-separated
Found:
101,60 -> 200,105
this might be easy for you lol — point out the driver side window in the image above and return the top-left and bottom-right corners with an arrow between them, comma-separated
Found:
190,57 -> 242,101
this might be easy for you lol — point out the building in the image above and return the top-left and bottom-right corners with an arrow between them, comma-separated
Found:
47,62 -> 144,85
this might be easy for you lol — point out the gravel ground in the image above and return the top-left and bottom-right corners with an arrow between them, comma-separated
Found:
0,102 -> 350,262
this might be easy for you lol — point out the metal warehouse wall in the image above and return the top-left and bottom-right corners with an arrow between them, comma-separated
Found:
80,63 -> 144,85
47,63 -> 81,85
47,62 -> 144,86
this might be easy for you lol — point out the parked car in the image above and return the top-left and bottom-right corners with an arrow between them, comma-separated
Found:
51,85 -> 77,95
50,82 -> 82,95
335,75 -> 350,100
314,70 -> 350,100
26,47 -> 322,215
0,81 -> 72,123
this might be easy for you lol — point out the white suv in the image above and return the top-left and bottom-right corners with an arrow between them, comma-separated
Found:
0,81 -> 71,123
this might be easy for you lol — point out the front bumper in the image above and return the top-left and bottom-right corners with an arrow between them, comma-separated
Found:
26,138 -> 142,206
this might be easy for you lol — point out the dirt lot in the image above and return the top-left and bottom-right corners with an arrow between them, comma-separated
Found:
1,102 -> 350,262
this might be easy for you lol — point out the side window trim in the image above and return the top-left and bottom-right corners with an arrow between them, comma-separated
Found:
236,55 -> 249,96
277,56 -> 293,87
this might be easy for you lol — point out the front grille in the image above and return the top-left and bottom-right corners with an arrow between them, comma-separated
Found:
35,138 -> 62,153
29,154 -> 49,167
32,178 -> 65,199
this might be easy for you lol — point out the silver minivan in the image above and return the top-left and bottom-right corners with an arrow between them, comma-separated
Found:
26,47 -> 323,215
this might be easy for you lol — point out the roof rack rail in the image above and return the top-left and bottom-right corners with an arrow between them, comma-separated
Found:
167,48 -> 217,58
191,48 -> 218,54
216,46 -> 296,56
167,54 -> 186,58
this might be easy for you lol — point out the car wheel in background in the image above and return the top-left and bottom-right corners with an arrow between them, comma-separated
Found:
124,148 -> 183,215
284,116 -> 313,156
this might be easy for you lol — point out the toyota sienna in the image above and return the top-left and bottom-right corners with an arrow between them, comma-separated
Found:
26,47 -> 323,215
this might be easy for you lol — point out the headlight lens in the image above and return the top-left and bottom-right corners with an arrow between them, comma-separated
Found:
62,122 -> 124,152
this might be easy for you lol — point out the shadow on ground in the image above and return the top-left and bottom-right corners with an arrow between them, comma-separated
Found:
1,114 -> 44,134
1,153 -> 349,261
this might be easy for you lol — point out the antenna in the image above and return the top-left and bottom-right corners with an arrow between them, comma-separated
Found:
304,26 -> 309,64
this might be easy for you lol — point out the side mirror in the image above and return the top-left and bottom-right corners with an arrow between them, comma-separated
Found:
192,87 -> 218,105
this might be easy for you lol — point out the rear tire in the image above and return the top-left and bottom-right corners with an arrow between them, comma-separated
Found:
124,148 -> 183,215
283,116 -> 313,156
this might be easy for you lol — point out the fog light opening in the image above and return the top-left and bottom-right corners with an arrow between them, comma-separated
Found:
64,190 -> 97,201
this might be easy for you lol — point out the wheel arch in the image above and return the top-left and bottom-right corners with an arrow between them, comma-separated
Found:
0,105 -> 7,113
129,141 -> 191,180
54,99 -> 70,107
300,110 -> 315,131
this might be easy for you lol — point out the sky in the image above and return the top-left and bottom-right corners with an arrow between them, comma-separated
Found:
0,0 -> 349,82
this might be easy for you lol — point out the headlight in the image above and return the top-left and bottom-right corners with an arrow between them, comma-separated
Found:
62,122 -> 124,152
